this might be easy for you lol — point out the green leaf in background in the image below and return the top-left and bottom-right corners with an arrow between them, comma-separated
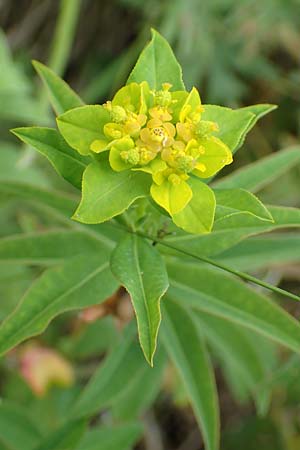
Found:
0,253 -> 118,356
73,160 -> 151,224
75,423 -> 143,450
34,419 -> 86,450
0,230 -> 111,265
112,347 -> 165,420
195,313 -> 273,414
73,323 -> 145,418
168,260 -> 300,353
162,298 -> 219,450
111,234 -> 169,365
127,29 -> 185,90
12,127 -> 89,189
57,105 -> 110,155
173,177 -> 216,234
0,402 -> 42,450
33,60 -> 84,115
214,188 -> 273,222
202,105 -> 255,153
164,205 -> 300,257
214,234 -> 300,271
214,146 -> 300,192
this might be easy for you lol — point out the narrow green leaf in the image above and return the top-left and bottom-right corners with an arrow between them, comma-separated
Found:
165,205 -> 300,257
35,419 -> 86,450
214,146 -> 300,192
0,402 -> 42,450
127,28 -> 185,90
202,105 -> 255,153
214,188 -> 273,222
12,127 -> 89,189
162,298 -> 219,450
73,323 -> 145,418
173,178 -> 216,234
33,60 -> 84,115
110,234 -> 169,364
57,105 -> 110,155
215,234 -> 300,271
75,423 -> 143,450
168,259 -> 300,353
0,254 -> 118,356
240,104 -> 277,132
73,160 -> 151,224
0,230 -> 110,265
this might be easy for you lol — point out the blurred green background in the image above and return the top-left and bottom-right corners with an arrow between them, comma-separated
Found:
0,1 -> 300,449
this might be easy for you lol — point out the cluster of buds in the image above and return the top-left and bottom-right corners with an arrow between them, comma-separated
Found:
90,82 -> 232,216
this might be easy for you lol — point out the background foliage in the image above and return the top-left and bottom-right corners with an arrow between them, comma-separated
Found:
0,1 -> 300,449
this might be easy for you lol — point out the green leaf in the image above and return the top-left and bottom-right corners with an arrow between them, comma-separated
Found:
214,188 -> 273,222
73,160 -> 151,224
195,313 -> 273,413
202,105 -> 255,153
162,298 -> 219,450
57,105 -> 110,155
75,423 -> 143,450
0,402 -> 42,450
215,234 -> 300,271
240,103 -> 277,133
33,60 -> 84,115
165,205 -> 300,257
127,29 -> 185,90
214,146 -> 300,192
110,234 -> 169,365
172,177 -> 216,234
168,259 -> 300,353
35,420 -> 86,450
11,127 -> 89,189
0,253 -> 118,356
73,323 -> 145,418
112,347 -> 165,420
0,230 -> 111,265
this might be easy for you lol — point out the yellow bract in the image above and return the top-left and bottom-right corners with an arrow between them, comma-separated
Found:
90,81 -> 233,216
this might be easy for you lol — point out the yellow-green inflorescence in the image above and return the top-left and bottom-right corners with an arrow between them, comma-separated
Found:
90,82 -> 233,216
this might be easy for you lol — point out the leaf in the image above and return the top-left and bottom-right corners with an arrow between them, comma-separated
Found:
213,146 -> 300,192
165,205 -> 300,257
33,60 -> 84,115
167,259 -> 300,353
75,423 -> 143,450
110,234 -> 169,364
215,234 -> 300,271
111,347 -> 165,420
73,160 -> 151,224
73,323 -> 146,418
214,188 -> 273,222
0,253 -> 118,356
162,298 -> 219,450
195,313 -> 273,413
172,177 -> 216,234
57,105 -> 110,155
127,29 -> 185,90
240,104 -> 277,133
35,420 -> 86,450
202,105 -> 255,153
12,127 -> 89,189
0,402 -> 42,450
0,230 -> 111,265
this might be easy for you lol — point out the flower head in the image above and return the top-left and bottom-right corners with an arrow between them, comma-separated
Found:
90,82 -> 232,217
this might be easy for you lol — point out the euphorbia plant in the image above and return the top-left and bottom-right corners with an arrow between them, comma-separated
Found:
3,29 -> 300,450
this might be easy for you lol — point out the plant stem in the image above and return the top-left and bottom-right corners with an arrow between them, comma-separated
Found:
109,222 -> 300,303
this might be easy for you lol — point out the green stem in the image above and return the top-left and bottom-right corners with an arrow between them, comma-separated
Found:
109,222 -> 300,303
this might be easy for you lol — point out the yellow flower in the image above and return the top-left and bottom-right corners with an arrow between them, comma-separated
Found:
90,81 -> 233,216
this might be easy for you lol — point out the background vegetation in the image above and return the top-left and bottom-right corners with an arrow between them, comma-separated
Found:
0,1 -> 300,449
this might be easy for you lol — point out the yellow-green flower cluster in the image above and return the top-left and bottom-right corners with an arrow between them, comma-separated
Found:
90,82 -> 232,215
